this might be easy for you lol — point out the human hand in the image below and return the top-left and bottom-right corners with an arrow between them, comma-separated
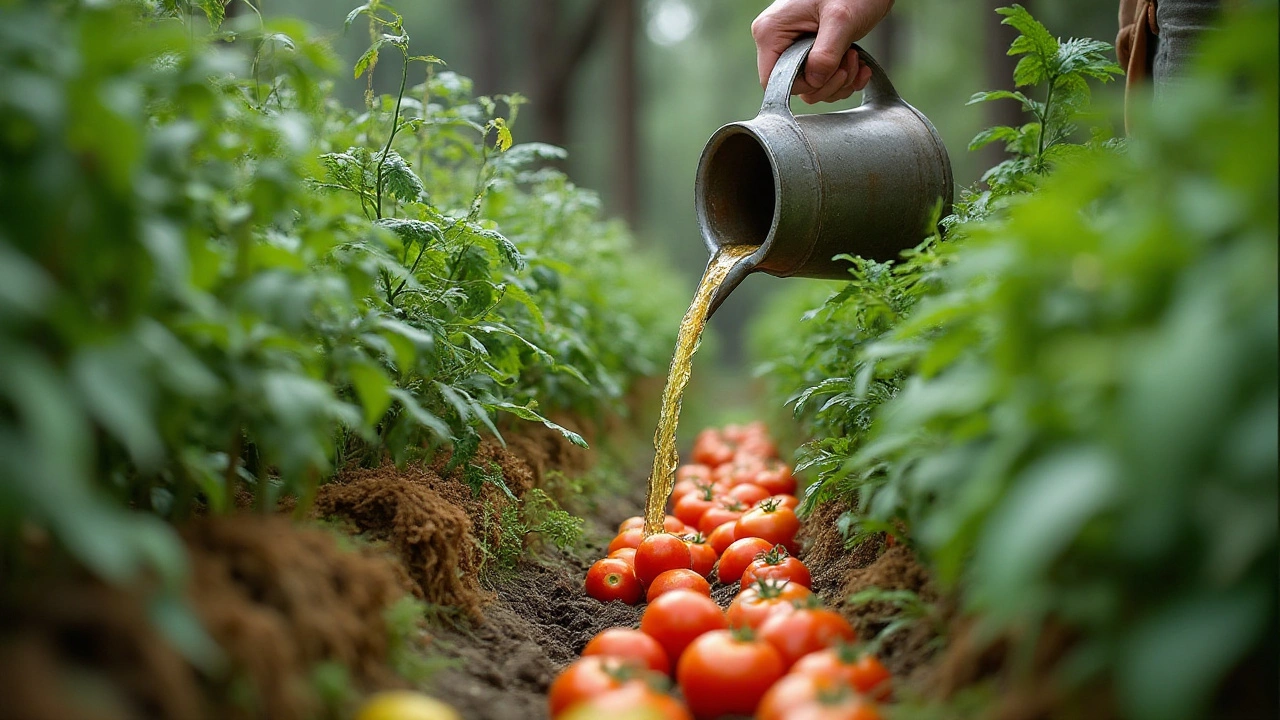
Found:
751,0 -> 895,104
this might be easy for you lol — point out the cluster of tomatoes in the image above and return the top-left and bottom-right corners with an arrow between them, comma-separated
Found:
554,423 -> 892,719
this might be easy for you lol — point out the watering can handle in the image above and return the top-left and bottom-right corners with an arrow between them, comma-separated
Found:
760,38 -> 899,116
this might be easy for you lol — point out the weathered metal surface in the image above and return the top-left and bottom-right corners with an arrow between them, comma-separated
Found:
695,37 -> 954,316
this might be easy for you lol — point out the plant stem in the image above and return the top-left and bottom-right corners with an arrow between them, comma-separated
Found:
374,49 -> 410,220
1037,76 -> 1055,164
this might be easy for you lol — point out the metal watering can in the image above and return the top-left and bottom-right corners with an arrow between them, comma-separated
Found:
695,37 -> 953,315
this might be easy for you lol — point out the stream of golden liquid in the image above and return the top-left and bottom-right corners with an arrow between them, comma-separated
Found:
642,244 -> 757,535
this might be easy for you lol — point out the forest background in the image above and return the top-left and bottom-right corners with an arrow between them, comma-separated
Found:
259,0 -> 1126,423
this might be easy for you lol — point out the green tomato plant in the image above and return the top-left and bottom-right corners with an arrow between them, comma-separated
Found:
749,5 -> 1276,717
0,0 -> 682,633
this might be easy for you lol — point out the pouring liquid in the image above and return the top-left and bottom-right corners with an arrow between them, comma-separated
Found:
642,244 -> 757,535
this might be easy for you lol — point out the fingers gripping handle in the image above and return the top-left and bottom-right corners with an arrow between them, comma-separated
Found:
760,38 -> 899,116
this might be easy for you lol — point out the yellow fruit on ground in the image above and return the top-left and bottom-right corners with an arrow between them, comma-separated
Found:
355,691 -> 462,720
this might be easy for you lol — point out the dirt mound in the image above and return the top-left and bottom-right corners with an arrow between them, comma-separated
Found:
797,499 -> 943,679
836,545 -> 941,678
0,515 -> 410,720
182,515 -> 409,719
800,499 -> 884,597
0,570 -> 204,720
315,466 -> 485,617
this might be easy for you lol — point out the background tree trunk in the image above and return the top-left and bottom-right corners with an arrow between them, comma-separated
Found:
981,0 -> 1029,173
529,0 -> 610,148
613,0 -> 640,227
466,0 -> 503,96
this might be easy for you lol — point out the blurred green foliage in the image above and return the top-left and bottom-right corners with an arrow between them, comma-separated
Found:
749,5 -> 1277,717
0,0 -> 681,605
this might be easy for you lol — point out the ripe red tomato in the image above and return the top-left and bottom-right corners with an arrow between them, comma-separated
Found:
741,545 -> 812,589
548,656 -> 657,717
682,534 -> 718,578
618,516 -> 645,533
608,528 -> 643,554
756,672 -> 882,720
792,648 -> 893,701
676,629 -> 785,720
737,441 -> 778,460
727,482 -> 771,506
716,537 -> 774,585
720,423 -> 748,443
639,590 -> 728,664
757,493 -> 800,511
663,515 -> 687,534
673,486 -> 717,528
751,459 -> 795,495
714,456 -> 763,485
730,420 -> 768,441
608,547 -> 637,568
634,533 -> 693,585
758,606 -> 857,668
670,479 -> 700,506
585,558 -> 642,605
726,579 -> 811,630
558,683 -> 693,720
692,431 -> 735,467
697,500 -> 747,535
581,627 -> 671,675
706,521 -> 738,555
735,501 -> 800,554
676,464 -> 714,482
647,568 -> 711,601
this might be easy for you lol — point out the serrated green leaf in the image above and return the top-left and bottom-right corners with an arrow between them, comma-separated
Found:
998,4 -> 1058,60
195,0 -> 225,29
355,39 -> 384,79
966,90 -> 1032,109
471,226 -> 523,271
968,125 -> 1022,152
499,282 -> 546,330
377,150 -> 426,202
388,388 -> 452,440
348,361 -> 392,426
488,402 -> 588,448
375,218 -> 440,246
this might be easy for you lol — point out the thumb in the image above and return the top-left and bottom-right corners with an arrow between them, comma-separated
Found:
805,9 -> 860,89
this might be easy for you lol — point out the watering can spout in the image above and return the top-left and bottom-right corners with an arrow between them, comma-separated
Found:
706,253 -> 757,320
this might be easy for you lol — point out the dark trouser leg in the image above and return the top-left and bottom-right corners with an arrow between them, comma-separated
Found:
1153,0 -> 1222,91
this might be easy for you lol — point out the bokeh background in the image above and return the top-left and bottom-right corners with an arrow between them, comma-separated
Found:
263,0 -> 1126,420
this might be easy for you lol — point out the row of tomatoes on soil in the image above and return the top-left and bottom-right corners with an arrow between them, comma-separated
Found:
553,423 -> 892,720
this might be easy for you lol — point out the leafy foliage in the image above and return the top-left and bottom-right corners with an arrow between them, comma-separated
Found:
750,5 -> 1277,717
0,0 -> 680,628
962,5 -> 1122,204
479,488 -> 583,579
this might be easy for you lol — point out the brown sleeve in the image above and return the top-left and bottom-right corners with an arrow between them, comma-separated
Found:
1117,0 -> 1158,132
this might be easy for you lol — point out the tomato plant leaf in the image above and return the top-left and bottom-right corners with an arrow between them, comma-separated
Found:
488,401 -> 588,448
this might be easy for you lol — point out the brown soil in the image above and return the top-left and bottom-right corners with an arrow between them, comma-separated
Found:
800,500 -> 944,683
316,462 -> 487,616
182,515 -> 411,719
799,499 -> 883,597
424,548 -> 646,720
0,569 -> 205,720
0,515 -> 411,720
